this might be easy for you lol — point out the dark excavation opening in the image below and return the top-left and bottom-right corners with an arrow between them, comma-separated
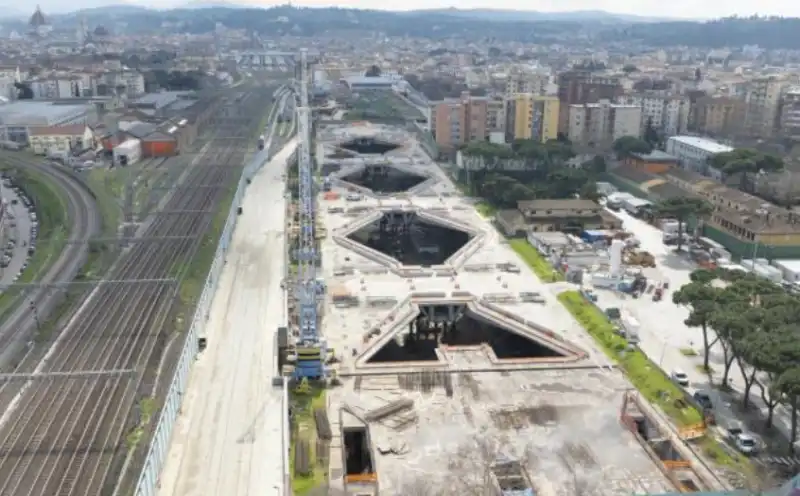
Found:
367,306 -> 565,363
341,165 -> 426,194
347,212 -> 470,266
343,427 -> 374,476
339,137 -> 400,155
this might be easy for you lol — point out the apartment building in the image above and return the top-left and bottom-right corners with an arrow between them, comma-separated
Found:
617,93 -> 689,136
692,96 -> 746,136
505,71 -> 550,99
91,70 -> 146,97
506,93 -> 559,143
556,71 -> 623,135
431,91 -> 488,150
486,98 -> 505,134
29,77 -> 85,99
567,102 -> 641,147
780,86 -> 800,140
744,77 -> 785,137
665,135 -> 732,181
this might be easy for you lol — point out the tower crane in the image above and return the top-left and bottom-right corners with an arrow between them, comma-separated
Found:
292,48 -> 325,379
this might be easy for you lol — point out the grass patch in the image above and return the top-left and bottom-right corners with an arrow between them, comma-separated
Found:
290,384 -> 328,495
509,238 -> 565,282
0,167 -> 69,322
86,166 -> 126,235
696,364 -> 714,374
557,290 -> 701,426
680,347 -> 698,356
475,201 -> 496,218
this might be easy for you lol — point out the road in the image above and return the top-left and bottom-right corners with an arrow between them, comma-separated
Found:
0,158 -> 99,368
0,88 -> 272,496
157,137 -> 297,496
595,209 -> 798,456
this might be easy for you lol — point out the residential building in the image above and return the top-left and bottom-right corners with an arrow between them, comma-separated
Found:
505,71 -> 549,99
28,124 -> 94,155
567,102 -> 641,147
92,70 -> 146,97
692,96 -> 746,137
506,94 -> 559,143
780,86 -> 800,140
486,98 -> 505,134
29,77 -> 85,99
744,77 -> 785,137
617,93 -> 688,136
495,199 -> 622,237
556,71 -> 623,135
431,91 -> 488,150
665,135 -> 732,181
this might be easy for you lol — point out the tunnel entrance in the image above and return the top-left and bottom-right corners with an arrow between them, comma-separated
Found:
341,165 -> 427,194
347,212 -> 470,266
339,137 -> 400,155
367,306 -> 567,363
343,427 -> 374,476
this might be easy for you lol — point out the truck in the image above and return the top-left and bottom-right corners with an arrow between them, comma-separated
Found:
257,135 -> 265,151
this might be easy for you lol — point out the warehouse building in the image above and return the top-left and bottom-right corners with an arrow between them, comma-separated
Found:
665,135 -> 732,181
0,101 -> 92,143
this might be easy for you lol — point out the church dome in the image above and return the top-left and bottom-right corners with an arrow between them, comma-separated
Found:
29,5 -> 47,28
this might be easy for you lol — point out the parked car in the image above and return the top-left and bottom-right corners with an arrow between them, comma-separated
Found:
671,369 -> 690,387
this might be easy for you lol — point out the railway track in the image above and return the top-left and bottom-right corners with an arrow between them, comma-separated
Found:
0,90 -> 269,496
0,158 -> 100,369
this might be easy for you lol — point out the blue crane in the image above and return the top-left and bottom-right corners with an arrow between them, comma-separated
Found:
293,49 -> 325,380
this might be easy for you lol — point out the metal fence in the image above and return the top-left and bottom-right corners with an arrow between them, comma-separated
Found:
133,143 -> 284,496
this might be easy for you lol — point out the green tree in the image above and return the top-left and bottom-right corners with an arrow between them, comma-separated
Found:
673,270 -> 722,372
612,136 -> 652,158
708,148 -> 784,192
652,197 -> 711,251
777,366 -> 800,452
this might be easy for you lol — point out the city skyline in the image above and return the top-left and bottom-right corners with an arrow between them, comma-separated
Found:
5,0 -> 800,20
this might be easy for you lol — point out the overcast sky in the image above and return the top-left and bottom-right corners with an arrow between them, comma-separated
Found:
16,0 -> 800,19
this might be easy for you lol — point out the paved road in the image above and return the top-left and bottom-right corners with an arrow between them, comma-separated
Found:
0,157 -> 99,367
596,209 -> 798,451
158,137 -> 298,496
0,184 -> 34,284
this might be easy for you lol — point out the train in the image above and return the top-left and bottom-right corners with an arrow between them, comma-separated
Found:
257,135 -> 265,150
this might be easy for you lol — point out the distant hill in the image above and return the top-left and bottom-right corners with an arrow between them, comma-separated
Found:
418,8 -> 694,23
179,0 -> 252,8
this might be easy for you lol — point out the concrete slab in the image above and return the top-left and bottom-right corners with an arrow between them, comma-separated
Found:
157,138 -> 298,496
315,124 -> 676,496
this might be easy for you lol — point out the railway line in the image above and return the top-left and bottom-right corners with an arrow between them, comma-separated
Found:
0,89 -> 270,496
0,158 -> 100,368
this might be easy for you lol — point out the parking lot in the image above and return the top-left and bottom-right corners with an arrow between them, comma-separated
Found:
1,178 -> 37,285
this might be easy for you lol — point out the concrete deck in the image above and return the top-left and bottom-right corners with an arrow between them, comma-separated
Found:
156,138 -> 298,496
315,124 -> 674,495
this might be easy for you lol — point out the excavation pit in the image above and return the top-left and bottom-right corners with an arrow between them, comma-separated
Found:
367,305 -> 571,364
347,212 -> 471,266
339,137 -> 400,155
340,165 -> 427,194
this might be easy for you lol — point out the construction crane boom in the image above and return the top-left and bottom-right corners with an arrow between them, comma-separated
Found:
293,48 -> 325,379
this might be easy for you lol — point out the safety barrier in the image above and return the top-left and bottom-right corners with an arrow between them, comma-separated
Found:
132,138 -> 282,495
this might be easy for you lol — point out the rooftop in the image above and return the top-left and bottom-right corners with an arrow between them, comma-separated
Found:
668,135 -> 734,155
631,150 -> 679,163
0,101 -> 89,126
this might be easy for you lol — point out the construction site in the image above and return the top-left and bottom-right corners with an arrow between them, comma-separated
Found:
278,120 -> 734,496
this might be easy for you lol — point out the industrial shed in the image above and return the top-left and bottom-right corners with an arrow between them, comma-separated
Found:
141,127 -> 178,157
